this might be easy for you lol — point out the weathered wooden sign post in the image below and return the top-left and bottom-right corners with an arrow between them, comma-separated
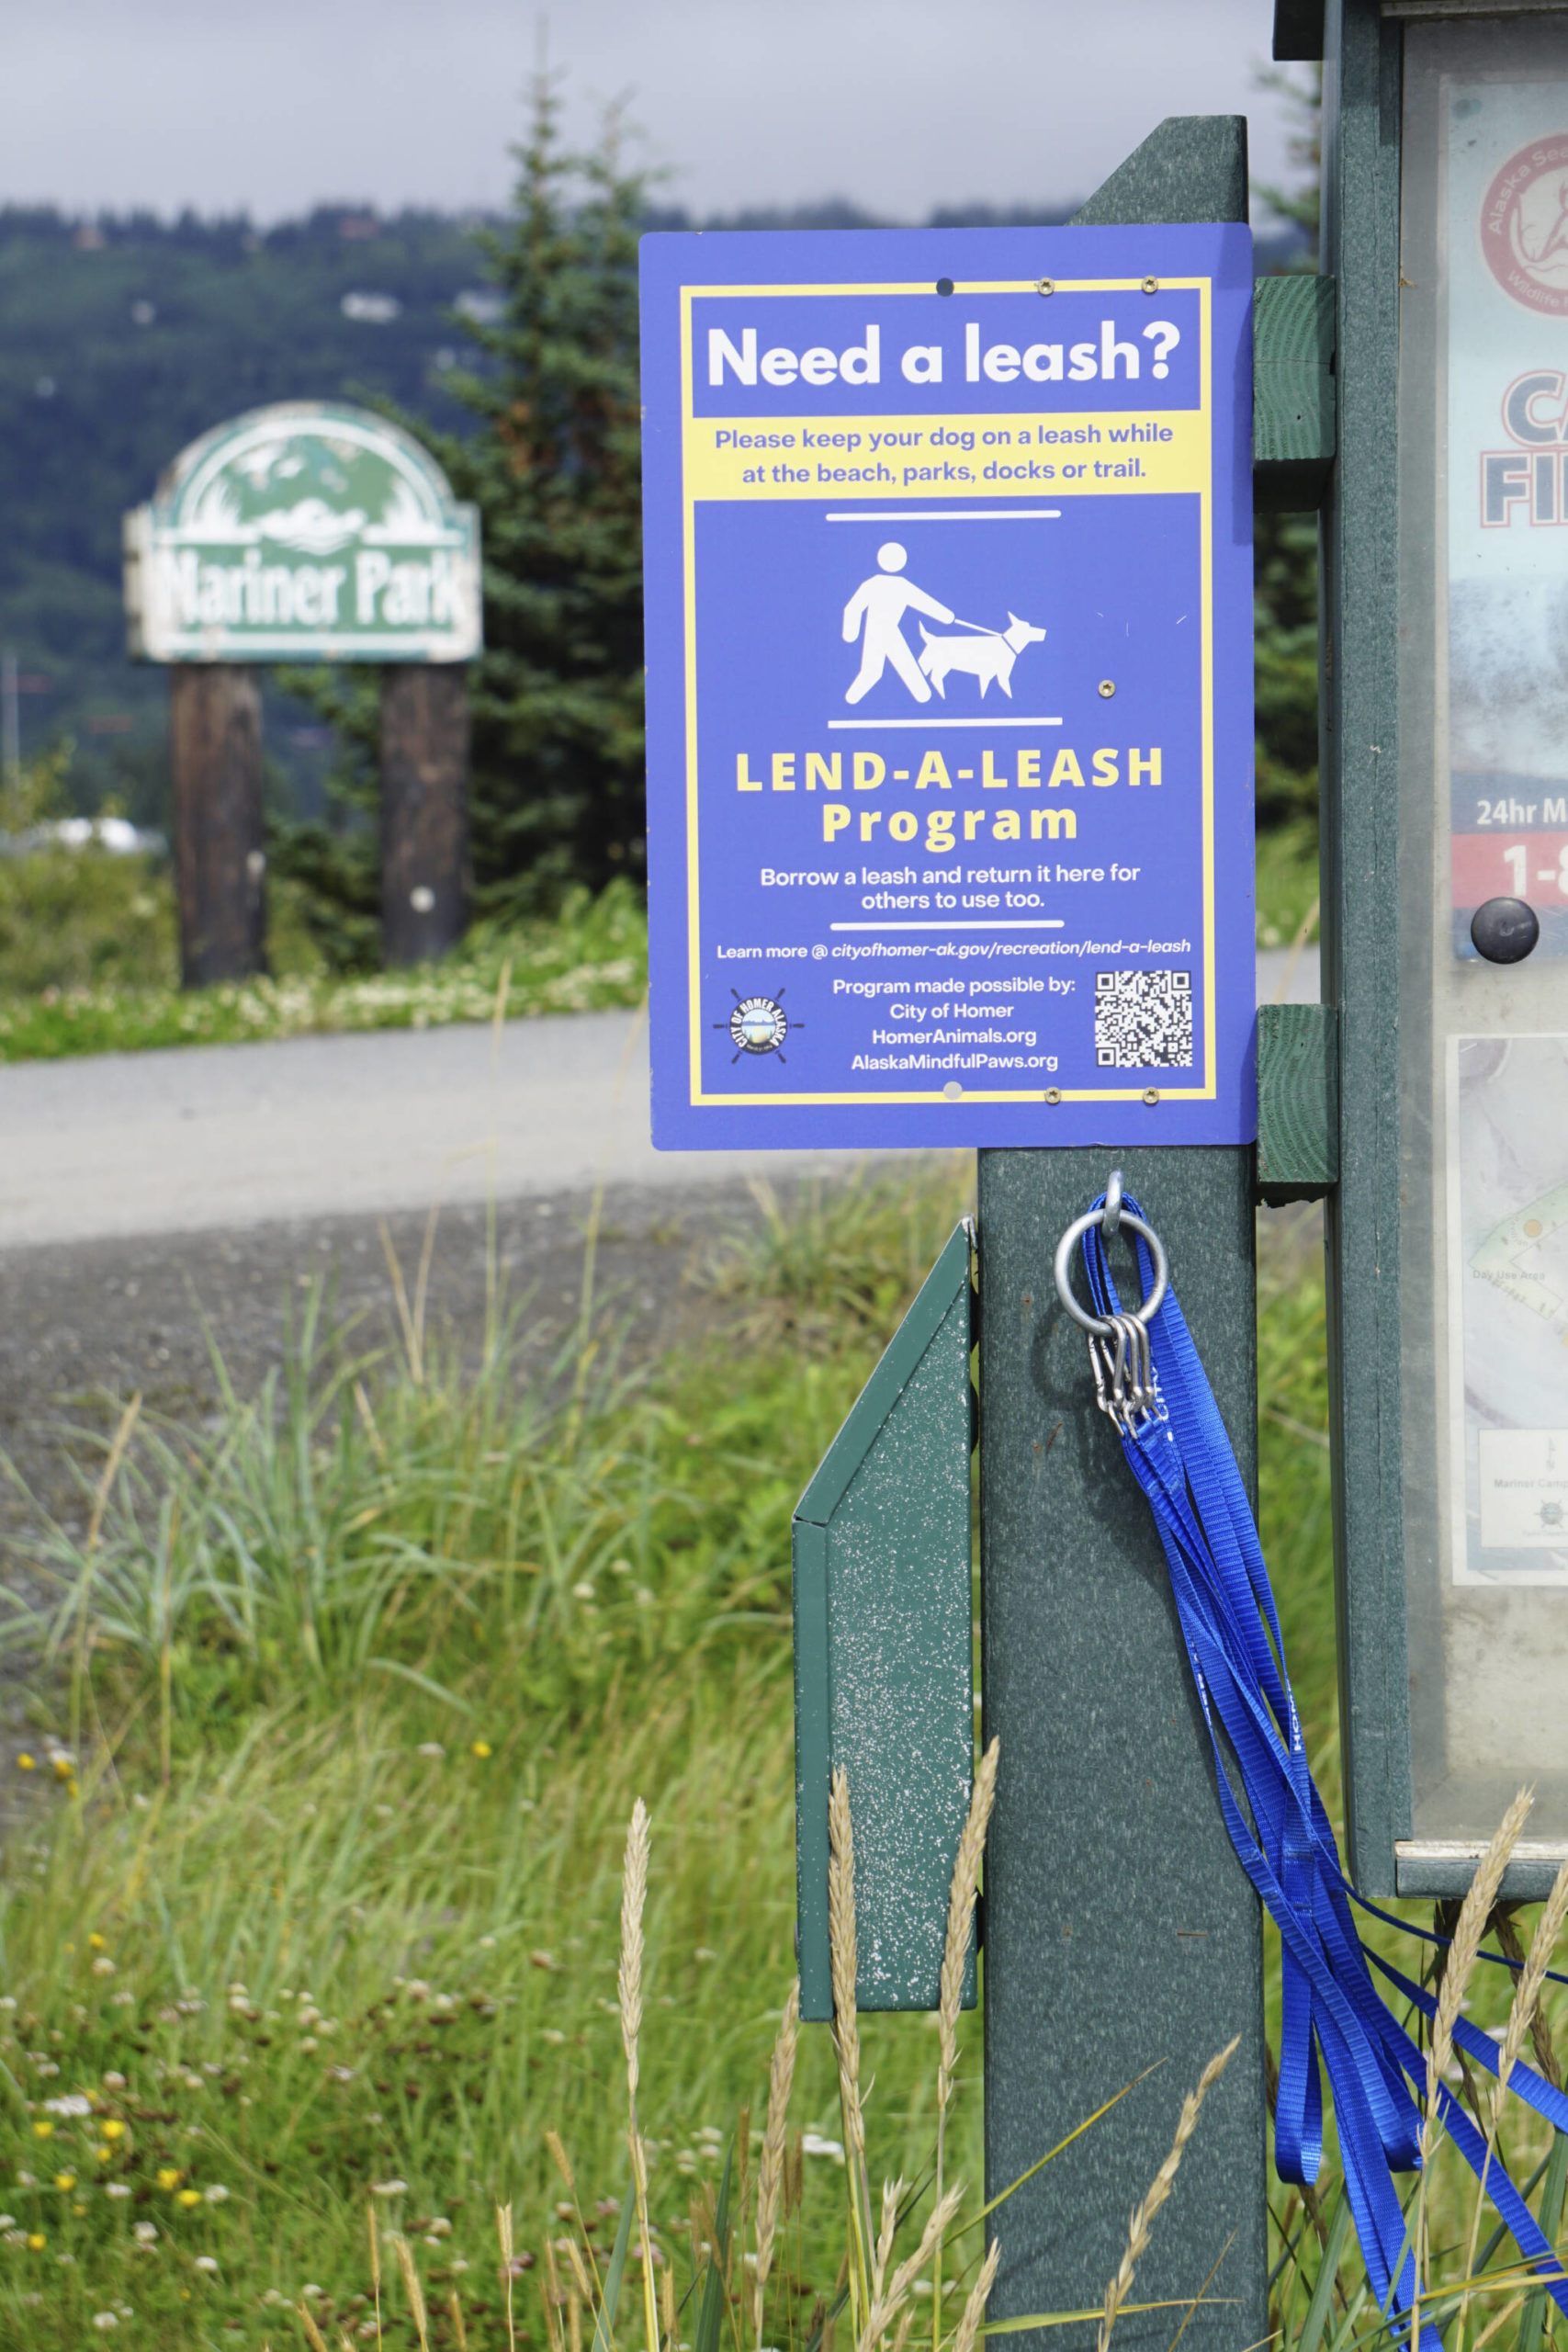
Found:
124,401 -> 481,983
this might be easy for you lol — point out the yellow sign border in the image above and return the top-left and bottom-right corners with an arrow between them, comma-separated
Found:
678,277 -> 1215,1110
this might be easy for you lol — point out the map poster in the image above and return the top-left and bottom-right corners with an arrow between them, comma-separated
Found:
639,225 -> 1256,1149
1449,1035 -> 1568,1586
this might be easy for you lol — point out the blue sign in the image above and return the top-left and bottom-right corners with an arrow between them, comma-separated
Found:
640,225 -> 1255,1148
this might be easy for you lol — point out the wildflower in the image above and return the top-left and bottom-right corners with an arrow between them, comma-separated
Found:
88,1934 -> 107,1951
541,2028 -> 566,2046
95,2146 -> 112,2163
801,2133 -> 846,2163
31,2120 -> 52,2139
370,2179 -> 407,2198
572,1580 -> 595,1600
195,2256 -> 219,2273
27,2233 -> 45,2251
41,2094 -> 92,2118
101,2120 -> 125,2141
53,2173 -> 76,2191
91,1959 -> 116,1978
105,2186 -> 130,2201
178,2189 -> 201,2209
0,2216 -> 12,2230
156,2167 -> 182,2191
51,1756 -> 73,1780
415,1742 -> 445,1760
530,1950 -> 558,1972
203,2185 -> 229,2204
426,2217 -> 452,2238
470,1740 -> 492,1758
17,1754 -> 35,1770
133,2221 -> 157,2244
92,2316 -> 118,2331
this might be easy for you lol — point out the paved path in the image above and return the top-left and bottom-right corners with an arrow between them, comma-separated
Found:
0,950 -> 1320,1251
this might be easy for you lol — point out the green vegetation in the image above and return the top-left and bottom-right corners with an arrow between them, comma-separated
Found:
280,83 -> 649,938
0,871 -> 645,1061
0,1169 -> 1562,2346
1256,819 -> 1321,953
0,1161 -> 976,2347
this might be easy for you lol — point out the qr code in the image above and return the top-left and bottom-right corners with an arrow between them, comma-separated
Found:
1094,969 -> 1193,1068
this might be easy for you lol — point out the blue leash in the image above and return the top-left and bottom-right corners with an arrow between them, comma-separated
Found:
1070,1189 -> 1568,2341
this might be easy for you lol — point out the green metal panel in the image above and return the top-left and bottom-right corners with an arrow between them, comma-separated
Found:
793,1222 -> 976,2023
1254,274 -> 1337,511
981,115 -> 1267,2352
1320,0 -> 1415,1897
1257,1002 -> 1340,1203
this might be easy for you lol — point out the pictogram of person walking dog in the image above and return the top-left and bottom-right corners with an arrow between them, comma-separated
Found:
841,541 -> 1046,703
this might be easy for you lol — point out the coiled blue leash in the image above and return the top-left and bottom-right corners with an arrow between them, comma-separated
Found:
1054,1180 -> 1568,2342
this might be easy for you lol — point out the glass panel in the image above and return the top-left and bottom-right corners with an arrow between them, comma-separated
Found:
1400,15 -> 1568,1846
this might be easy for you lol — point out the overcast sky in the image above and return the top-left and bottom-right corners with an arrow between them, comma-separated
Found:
6,0 -> 1306,226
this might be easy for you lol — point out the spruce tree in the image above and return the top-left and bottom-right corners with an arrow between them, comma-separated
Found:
274,79 -> 648,948
1252,65 -> 1322,833
434,79 -> 649,911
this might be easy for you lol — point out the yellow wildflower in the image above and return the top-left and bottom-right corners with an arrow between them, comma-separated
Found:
16,1753 -> 35,1770
53,2172 -> 76,2191
101,2120 -> 125,2141
156,2166 -> 182,2191
471,1739 -> 493,1758
31,2119 -> 53,2139
177,2188 -> 201,2209
27,2233 -> 45,2251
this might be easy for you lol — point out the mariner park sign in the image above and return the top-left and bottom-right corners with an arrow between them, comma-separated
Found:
124,401 -> 482,663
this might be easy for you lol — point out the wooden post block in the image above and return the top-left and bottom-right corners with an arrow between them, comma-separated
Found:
168,663 -> 266,989
1256,1001 -> 1340,1203
380,665 -> 470,967
1253,274 -> 1337,513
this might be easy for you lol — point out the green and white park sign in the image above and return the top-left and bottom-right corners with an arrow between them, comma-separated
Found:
124,401 -> 482,662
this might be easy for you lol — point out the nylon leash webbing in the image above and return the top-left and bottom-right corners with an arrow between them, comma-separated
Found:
1070,1189 -> 1568,2342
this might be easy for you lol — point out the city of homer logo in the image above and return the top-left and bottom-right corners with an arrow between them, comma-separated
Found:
1483,135 -> 1568,314
717,989 -> 795,1063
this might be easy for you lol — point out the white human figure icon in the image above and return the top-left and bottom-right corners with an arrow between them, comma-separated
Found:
841,542 -> 954,705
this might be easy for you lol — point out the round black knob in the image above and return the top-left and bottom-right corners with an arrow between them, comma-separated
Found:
1471,896 -> 1540,964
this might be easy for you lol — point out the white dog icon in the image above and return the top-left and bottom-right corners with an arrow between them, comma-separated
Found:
917,612 -> 1046,699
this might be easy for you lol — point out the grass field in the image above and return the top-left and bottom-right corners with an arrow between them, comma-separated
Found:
0,1170 -> 1561,2348
0,859 -> 646,1062
0,828 -> 1321,1066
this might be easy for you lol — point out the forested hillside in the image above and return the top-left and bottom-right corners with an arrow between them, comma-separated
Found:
0,198 -> 1307,839
0,206 -> 490,820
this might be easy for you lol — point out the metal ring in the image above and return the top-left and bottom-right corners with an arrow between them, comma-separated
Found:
1102,1169 -> 1123,1238
1053,1208 -> 1168,1335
